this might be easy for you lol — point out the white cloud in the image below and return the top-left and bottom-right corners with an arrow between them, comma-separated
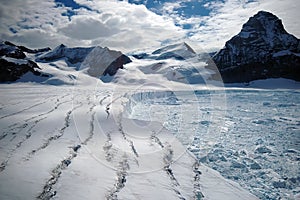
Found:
71,1 -> 186,52
59,16 -> 117,40
0,0 -> 186,52
0,0 -> 298,53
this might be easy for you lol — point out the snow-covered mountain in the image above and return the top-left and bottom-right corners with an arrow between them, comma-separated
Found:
212,11 -> 300,83
0,41 -> 133,84
37,44 -> 132,77
113,42 -> 216,85
132,42 -> 196,60
0,40 -> 217,85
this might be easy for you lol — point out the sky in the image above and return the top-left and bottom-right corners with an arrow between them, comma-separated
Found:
0,0 -> 299,53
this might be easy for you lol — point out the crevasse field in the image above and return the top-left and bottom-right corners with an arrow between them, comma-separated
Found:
128,89 -> 300,199
0,83 -> 261,200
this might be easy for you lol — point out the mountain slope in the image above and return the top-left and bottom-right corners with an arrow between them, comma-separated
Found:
132,42 -> 196,60
211,11 -> 300,83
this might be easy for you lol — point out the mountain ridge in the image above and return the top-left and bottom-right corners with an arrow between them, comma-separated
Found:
0,41 -> 131,82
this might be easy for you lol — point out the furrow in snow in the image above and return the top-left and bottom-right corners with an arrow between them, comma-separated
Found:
0,97 -> 56,120
37,102 -> 100,199
103,131 -> 114,162
1,100 -> 22,109
150,132 -> 187,199
151,131 -> 164,148
100,94 -> 110,105
105,105 -> 110,118
0,123 -> 28,141
106,157 -> 130,200
0,116 -> 47,173
24,98 -> 73,123
117,115 -> 139,158
27,103 -> 83,159
163,144 -> 186,200
105,94 -> 127,119
1,98 -> 72,142
192,161 -> 205,200
81,105 -> 96,145
6,94 -> 70,129
37,144 -> 82,200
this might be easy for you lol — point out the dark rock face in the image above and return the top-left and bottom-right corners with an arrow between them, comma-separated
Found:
0,58 -> 48,82
103,54 -> 132,76
212,11 -> 300,83
3,41 -> 51,54
0,42 -> 26,59
0,41 -> 50,82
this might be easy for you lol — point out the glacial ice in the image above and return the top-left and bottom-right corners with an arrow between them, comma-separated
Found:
128,89 -> 300,199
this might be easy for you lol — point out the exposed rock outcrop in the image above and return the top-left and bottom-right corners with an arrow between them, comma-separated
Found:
211,11 -> 300,83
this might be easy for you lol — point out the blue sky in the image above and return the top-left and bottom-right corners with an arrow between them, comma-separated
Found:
128,0 -> 212,17
0,0 -> 299,52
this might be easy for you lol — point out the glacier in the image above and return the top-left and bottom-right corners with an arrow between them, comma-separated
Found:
1,40 -> 299,200
0,82 -> 259,200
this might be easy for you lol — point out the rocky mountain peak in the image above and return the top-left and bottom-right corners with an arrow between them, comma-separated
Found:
238,11 -> 298,50
211,10 -> 300,83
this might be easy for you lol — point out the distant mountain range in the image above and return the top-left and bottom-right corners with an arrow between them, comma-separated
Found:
0,41 -> 131,82
0,10 -> 299,84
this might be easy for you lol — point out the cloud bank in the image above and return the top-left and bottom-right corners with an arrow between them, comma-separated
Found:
0,0 -> 185,52
0,0 -> 299,53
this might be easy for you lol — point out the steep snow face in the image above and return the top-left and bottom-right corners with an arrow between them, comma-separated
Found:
133,42 -> 196,60
212,10 -> 300,83
152,42 -> 196,60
